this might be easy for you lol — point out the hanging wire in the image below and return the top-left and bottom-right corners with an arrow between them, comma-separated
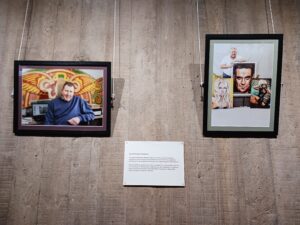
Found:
196,0 -> 203,86
12,0 -> 30,98
268,0 -> 275,34
18,0 -> 30,60
196,0 -> 204,101
268,0 -> 283,87
111,0 -> 118,103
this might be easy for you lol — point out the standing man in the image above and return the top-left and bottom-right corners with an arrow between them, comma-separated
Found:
220,47 -> 245,78
233,63 -> 254,93
45,82 -> 95,125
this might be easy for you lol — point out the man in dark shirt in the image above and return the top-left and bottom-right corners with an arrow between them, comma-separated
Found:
45,82 -> 95,125
233,63 -> 254,93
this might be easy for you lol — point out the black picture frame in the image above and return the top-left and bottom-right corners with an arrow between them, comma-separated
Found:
14,60 -> 111,137
203,34 -> 283,138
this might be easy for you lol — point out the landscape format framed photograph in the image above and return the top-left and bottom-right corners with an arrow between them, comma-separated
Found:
203,34 -> 283,138
14,61 -> 111,137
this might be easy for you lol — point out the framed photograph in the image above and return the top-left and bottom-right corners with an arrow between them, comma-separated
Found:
14,61 -> 111,137
203,34 -> 283,138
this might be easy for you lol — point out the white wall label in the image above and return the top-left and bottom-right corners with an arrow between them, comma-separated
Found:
123,141 -> 185,186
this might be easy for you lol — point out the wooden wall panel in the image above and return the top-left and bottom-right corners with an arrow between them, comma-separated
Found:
0,0 -> 29,224
0,0 -> 299,225
270,1 -> 300,225
125,1 -> 158,224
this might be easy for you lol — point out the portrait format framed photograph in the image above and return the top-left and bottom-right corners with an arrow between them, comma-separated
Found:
14,61 -> 111,137
203,34 -> 283,138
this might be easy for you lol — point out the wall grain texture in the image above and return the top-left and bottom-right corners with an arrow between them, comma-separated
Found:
0,0 -> 299,225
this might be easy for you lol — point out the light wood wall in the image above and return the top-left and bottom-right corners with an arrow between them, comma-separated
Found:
0,0 -> 299,224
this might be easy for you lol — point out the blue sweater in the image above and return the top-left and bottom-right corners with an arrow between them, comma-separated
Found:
44,96 -> 95,125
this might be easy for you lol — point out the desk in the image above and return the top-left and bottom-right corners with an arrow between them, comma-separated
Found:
22,117 -> 39,125
22,116 -> 103,126
233,93 -> 251,107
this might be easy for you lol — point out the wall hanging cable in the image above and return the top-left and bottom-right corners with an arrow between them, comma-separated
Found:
268,0 -> 275,34
111,0 -> 118,106
17,0 -> 30,61
11,0 -> 30,97
196,0 -> 204,101
268,0 -> 283,88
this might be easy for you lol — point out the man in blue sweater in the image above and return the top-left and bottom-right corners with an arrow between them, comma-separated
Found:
44,82 -> 95,125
